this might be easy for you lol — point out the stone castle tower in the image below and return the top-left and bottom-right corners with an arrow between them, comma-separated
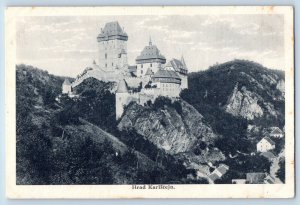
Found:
97,21 -> 128,71
115,79 -> 130,119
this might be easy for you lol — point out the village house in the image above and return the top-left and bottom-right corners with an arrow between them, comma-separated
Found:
269,127 -> 284,138
208,164 -> 229,183
257,137 -> 275,153
246,173 -> 266,184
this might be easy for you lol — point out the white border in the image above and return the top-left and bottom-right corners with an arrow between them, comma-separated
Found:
5,6 -> 294,199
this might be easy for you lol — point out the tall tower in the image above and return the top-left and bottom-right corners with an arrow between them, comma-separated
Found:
97,21 -> 128,71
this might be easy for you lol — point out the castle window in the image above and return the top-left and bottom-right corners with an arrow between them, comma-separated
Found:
141,70 -> 143,74
150,63 -> 152,67
112,63 -> 114,66
105,53 -> 107,59
105,63 -> 107,68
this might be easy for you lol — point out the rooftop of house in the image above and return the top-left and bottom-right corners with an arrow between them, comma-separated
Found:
216,164 -> 229,175
136,39 -> 166,62
97,21 -> 128,41
246,173 -> 266,184
270,127 -> 283,135
260,151 -> 276,159
208,173 -> 220,181
261,136 -> 276,146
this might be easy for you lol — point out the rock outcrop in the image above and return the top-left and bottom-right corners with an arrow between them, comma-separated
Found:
118,99 -> 219,155
225,83 -> 264,120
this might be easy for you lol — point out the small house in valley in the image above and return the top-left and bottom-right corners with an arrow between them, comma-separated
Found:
269,127 -> 284,138
257,137 -> 275,152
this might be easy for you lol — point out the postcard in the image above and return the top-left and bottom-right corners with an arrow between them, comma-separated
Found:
5,6 -> 294,198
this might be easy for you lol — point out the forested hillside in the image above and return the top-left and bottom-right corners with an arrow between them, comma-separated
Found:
16,59 -> 285,184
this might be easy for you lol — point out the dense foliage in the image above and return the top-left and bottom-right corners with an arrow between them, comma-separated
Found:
16,60 -> 286,185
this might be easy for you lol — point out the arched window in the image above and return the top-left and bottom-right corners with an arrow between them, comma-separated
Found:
105,53 -> 107,59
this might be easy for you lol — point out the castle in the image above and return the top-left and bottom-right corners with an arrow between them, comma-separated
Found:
62,21 -> 188,119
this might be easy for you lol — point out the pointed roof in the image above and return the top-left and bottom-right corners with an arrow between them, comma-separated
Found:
63,78 -> 71,85
116,79 -> 128,93
136,39 -> 166,63
270,127 -> 283,135
97,21 -> 128,42
181,55 -> 187,67
166,58 -> 188,74
262,137 -> 275,145
145,68 -> 154,76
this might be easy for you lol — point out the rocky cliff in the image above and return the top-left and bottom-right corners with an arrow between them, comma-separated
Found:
182,59 -> 285,126
118,99 -> 219,155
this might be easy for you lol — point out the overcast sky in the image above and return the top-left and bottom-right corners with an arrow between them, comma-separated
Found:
16,14 -> 284,77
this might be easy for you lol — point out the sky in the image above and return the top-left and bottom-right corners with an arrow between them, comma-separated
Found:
16,14 -> 284,77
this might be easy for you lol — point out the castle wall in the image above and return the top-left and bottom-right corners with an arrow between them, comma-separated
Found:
159,82 -> 181,97
136,62 -> 162,77
179,74 -> 188,89
116,92 -> 140,119
72,68 -> 121,88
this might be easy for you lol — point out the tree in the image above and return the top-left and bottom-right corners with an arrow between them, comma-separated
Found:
276,158 -> 285,183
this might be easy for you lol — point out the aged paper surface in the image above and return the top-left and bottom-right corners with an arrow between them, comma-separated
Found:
5,6 -> 294,198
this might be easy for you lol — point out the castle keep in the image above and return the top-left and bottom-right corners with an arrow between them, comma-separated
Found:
63,21 -> 188,119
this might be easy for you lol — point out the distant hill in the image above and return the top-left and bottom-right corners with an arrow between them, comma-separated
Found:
181,59 -> 284,127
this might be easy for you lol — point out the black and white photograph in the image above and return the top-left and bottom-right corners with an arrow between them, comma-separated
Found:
5,6 -> 294,198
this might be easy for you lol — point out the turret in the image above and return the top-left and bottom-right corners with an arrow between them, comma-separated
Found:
62,78 -> 72,94
116,79 -> 129,119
